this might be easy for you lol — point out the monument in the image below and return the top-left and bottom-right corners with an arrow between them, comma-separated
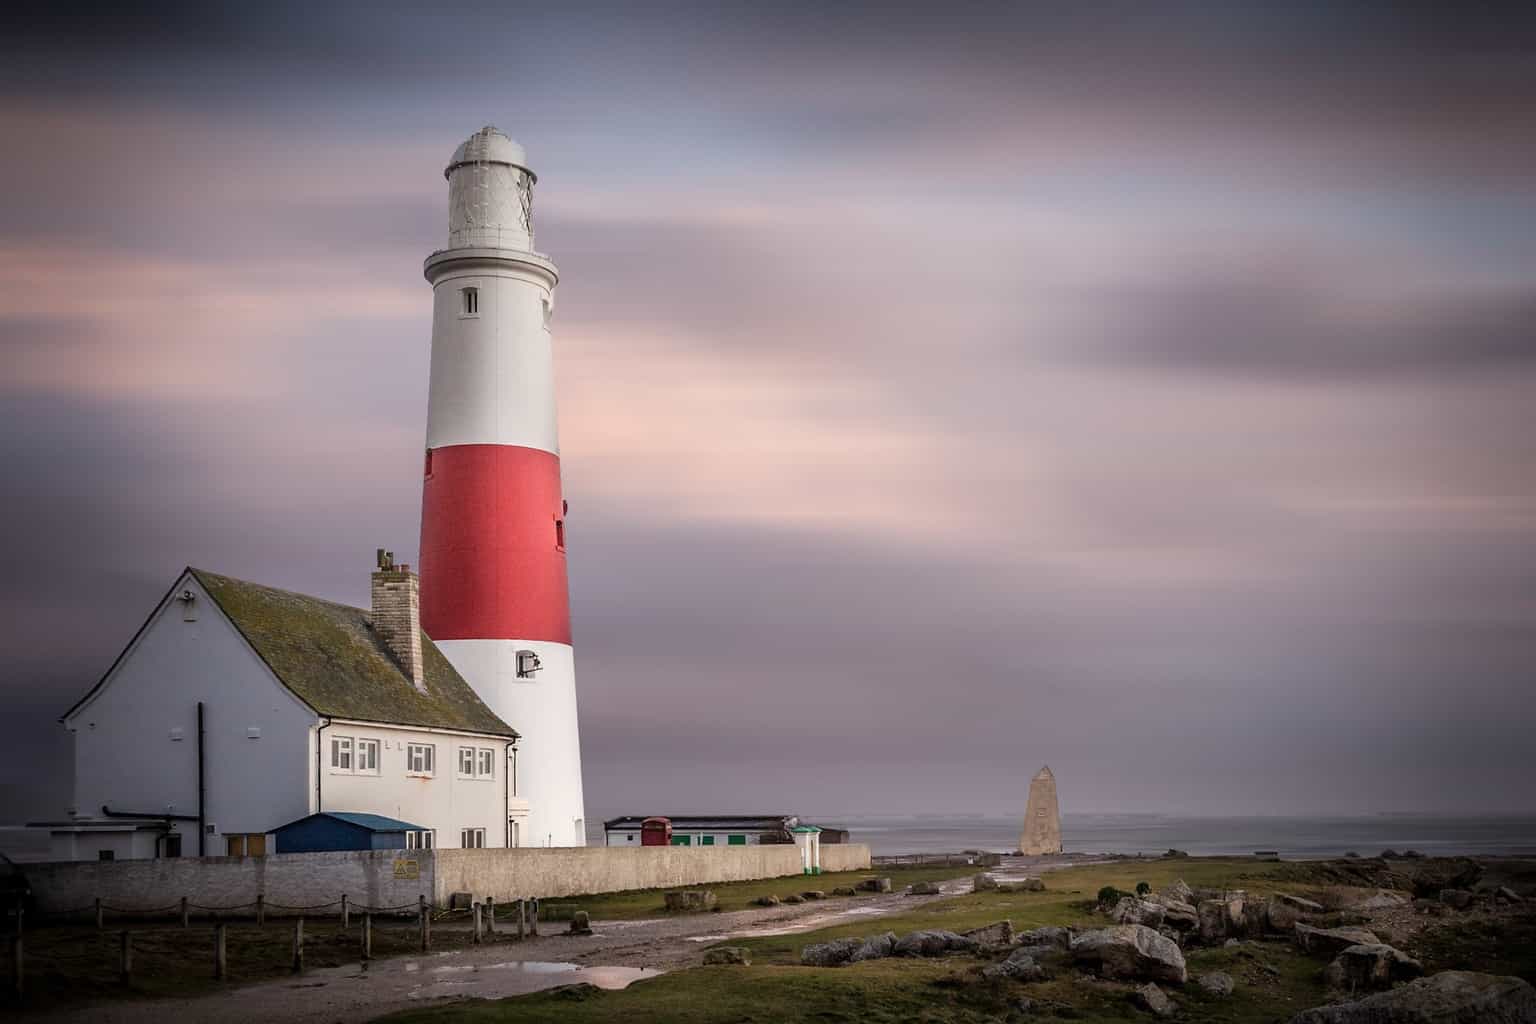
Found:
1019,765 -> 1062,855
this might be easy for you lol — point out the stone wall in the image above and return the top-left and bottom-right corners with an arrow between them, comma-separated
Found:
24,849 -> 433,918
22,843 -> 873,916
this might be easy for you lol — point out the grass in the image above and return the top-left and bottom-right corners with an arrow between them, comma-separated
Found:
535,864 -> 979,921
385,857 -> 1352,1024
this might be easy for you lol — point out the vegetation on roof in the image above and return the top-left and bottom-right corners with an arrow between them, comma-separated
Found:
191,569 -> 515,737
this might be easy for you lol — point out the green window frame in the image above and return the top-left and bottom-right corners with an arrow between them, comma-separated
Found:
700,835 -> 715,846
671,835 -> 691,846
727,834 -> 747,846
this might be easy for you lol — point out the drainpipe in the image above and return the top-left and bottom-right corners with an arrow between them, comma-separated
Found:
196,701 -> 206,856
315,717 -> 331,813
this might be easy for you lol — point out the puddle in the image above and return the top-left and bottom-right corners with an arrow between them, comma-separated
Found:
405,960 -> 661,999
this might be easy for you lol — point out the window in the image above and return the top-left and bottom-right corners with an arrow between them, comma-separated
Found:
407,743 -> 435,775
406,830 -> 434,850
459,746 -> 476,777
357,739 -> 379,774
460,286 -> 479,316
700,835 -> 715,846
225,833 -> 266,857
458,746 -> 496,779
162,834 -> 182,858
477,749 -> 495,778
671,835 -> 691,846
554,519 -> 565,550
727,835 -> 747,846
98,849 -> 115,861
423,449 -> 433,479
461,828 -> 486,849
331,736 -> 353,771
516,649 -> 542,678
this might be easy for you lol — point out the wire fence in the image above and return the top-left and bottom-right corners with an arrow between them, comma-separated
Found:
1,893 -> 545,1000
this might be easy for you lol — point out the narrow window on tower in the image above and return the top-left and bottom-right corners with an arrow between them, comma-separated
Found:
460,286 -> 479,317
423,449 -> 433,479
554,518 -> 565,550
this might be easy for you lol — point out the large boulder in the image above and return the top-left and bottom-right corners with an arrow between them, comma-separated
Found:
1198,898 -> 1245,942
1323,943 -> 1424,992
703,946 -> 750,966
1159,899 -> 1199,931
1112,896 -> 1166,929
567,910 -> 593,936
753,894 -> 780,907
858,877 -> 892,893
664,890 -> 717,912
1356,891 -> 1410,911
1295,923 -> 1382,957
1441,888 -> 1475,910
1017,925 -> 1072,949
1409,858 -> 1484,898
961,920 -> 1015,947
1070,924 -> 1187,985
982,948 -> 1046,982
893,930 -> 977,957
1131,982 -> 1177,1018
1497,886 -> 1524,904
801,937 -> 864,967
849,931 -> 898,963
908,881 -> 943,896
1162,879 -> 1195,905
1277,894 -> 1326,913
973,873 -> 1000,892
1198,971 -> 1235,997
1289,971 -> 1536,1023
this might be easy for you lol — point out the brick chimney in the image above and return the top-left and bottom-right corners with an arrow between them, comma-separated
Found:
371,548 -> 426,694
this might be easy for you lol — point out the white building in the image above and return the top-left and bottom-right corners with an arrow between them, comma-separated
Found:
44,554 -> 529,860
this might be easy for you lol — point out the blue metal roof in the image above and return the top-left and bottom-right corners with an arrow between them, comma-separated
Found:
275,811 -> 426,833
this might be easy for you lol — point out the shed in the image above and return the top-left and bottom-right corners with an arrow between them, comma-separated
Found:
272,812 -> 427,854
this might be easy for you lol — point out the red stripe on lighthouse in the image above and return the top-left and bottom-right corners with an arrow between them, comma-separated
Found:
419,444 -> 571,644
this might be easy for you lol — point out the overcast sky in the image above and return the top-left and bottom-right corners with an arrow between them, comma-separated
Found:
3,2 -> 1535,824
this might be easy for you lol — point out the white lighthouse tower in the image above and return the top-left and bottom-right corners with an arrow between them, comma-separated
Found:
418,127 -> 586,847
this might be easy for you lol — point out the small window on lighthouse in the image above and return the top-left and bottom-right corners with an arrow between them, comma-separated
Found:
554,519 -> 566,550
460,286 -> 479,317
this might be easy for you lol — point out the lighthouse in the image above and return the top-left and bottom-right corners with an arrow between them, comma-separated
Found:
418,126 -> 586,847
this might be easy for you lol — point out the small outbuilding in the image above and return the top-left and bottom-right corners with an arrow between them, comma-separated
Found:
272,811 -> 429,854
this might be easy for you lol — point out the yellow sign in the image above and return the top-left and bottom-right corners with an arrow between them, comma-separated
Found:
393,859 -> 420,880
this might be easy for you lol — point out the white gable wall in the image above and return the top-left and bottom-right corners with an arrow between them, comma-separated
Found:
65,574 -> 316,852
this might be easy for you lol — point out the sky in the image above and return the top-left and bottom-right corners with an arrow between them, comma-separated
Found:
3,2 -> 1535,825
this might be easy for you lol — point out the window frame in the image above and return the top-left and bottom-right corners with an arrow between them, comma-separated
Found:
355,738 -> 380,775
459,285 -> 480,318
406,829 -> 434,850
461,827 -> 486,849
406,742 -> 436,777
477,748 -> 495,779
330,735 -> 353,773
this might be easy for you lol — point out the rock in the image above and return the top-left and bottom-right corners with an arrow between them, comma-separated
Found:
703,946 -> 750,966
664,890 -> 717,912
1277,893 -> 1326,913
1070,924 -> 1187,985
908,881 -> 943,896
567,910 -> 593,936
1163,879 -> 1195,905
1294,923 -> 1381,957
1198,971 -> 1235,997
831,886 -> 857,897
1112,896 -> 1167,929
1018,877 -> 1047,891
982,947 -> 1047,981
1410,858 -> 1484,897
1157,925 -> 1184,946
1017,925 -> 1070,947
1288,970 -> 1536,1024
1356,890 -> 1410,911
752,895 -> 780,907
1322,943 -> 1424,992
1498,886 -> 1524,903
961,920 -> 1015,947
782,894 -> 806,905
801,890 -> 826,900
1159,899 -> 1199,931
1164,848 -> 1191,859
973,873 -> 999,892
1224,938 -> 1241,948
1267,899 -> 1304,933
849,931 -> 898,963
1242,900 -> 1268,936
801,937 -> 864,967
893,929 -> 977,957
1198,899 -> 1232,942
857,877 -> 892,893
1441,888 -> 1475,910
1130,982 -> 1177,1017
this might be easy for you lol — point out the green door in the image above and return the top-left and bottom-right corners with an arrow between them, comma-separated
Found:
727,835 -> 747,846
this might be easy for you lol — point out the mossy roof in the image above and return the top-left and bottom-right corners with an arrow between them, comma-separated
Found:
190,568 -> 516,738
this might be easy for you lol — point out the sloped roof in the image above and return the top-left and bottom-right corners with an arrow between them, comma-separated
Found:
190,569 -> 516,737
276,811 -> 427,833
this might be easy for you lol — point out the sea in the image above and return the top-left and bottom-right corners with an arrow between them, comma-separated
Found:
810,814 -> 1536,859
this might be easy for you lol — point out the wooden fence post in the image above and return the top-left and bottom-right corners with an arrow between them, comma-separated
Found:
256,894 -> 265,927
472,902 -> 482,944
485,896 -> 496,934
292,917 -> 304,973
213,923 -> 227,980
418,895 -> 429,951
340,894 -> 349,931
530,898 -> 538,937
119,931 -> 132,986
9,934 -> 22,997
94,897 -> 103,931
180,897 -> 189,928
361,913 -> 372,962
516,899 -> 525,941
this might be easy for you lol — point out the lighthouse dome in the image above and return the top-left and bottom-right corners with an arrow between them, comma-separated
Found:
445,126 -> 531,179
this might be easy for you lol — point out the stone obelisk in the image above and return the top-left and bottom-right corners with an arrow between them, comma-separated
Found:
1019,765 -> 1062,855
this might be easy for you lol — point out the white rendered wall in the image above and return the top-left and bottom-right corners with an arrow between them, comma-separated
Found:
436,639 -> 586,847
425,266 -> 558,454
320,722 -> 512,848
65,573 -> 315,853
